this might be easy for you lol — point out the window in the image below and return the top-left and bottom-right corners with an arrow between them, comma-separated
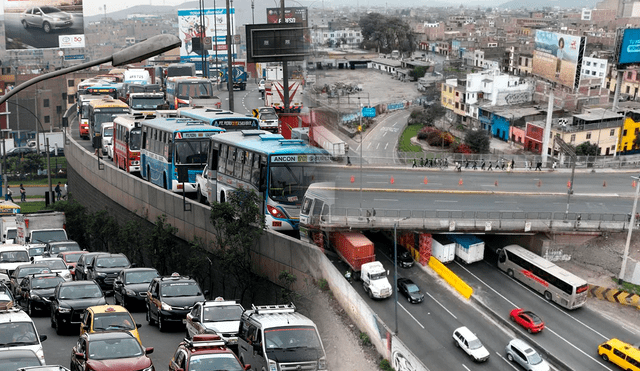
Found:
68,96 -> 75,104
570,134 -> 576,142
44,99 -> 50,108
610,129 -> 615,136
44,116 -> 50,124
613,348 -> 625,358
68,80 -> 75,87
586,133 -> 591,139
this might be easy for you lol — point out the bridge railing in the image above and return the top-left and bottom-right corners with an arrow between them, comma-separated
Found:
315,207 -> 631,233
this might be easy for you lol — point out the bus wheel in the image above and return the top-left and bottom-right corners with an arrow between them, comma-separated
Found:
544,291 -> 552,301
507,269 -> 514,278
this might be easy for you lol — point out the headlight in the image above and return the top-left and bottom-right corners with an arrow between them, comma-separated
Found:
125,289 -> 136,296
161,302 -> 172,311
318,356 -> 327,370
31,294 -> 40,300
96,272 -> 107,277
58,306 -> 71,313
269,360 -> 277,371
64,273 -> 71,280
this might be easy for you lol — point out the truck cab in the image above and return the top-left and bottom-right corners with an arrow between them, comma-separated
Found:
361,261 -> 392,299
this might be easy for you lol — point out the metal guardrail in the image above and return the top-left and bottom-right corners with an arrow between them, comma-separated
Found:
314,207 -> 632,233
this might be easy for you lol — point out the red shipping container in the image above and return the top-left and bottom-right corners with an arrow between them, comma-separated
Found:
418,233 -> 432,266
333,232 -> 376,272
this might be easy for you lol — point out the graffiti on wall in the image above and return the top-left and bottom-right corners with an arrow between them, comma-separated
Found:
503,91 -> 533,105
543,247 -> 571,262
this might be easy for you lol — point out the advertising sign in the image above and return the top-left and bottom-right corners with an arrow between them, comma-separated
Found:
3,0 -> 85,50
532,30 -> 586,89
617,28 -> 640,67
59,34 -> 85,48
177,8 -> 236,63
266,7 -> 308,26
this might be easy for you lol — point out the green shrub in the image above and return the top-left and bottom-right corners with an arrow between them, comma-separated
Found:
317,278 -> 329,291
359,331 -> 371,346
398,125 -> 422,152
379,359 -> 395,371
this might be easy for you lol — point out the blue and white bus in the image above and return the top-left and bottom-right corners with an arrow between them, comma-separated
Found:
177,107 -> 260,131
205,130 -> 329,231
140,117 -> 226,192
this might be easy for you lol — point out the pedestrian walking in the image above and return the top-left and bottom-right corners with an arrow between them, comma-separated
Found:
420,157 -> 424,167
5,186 -> 13,202
412,159 -> 417,168
464,159 -> 470,169
55,182 -> 62,201
473,160 -> 478,170
487,161 -> 493,171
19,184 -> 26,202
552,161 -> 557,171
456,162 -> 462,172
501,160 -> 506,170
429,159 -> 433,167
481,160 -> 486,170
511,159 -> 515,170
535,161 -> 542,171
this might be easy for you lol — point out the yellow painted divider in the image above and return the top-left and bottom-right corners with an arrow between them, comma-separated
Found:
428,256 -> 473,299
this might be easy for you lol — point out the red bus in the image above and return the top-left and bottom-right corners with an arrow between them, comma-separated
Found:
113,115 -> 144,173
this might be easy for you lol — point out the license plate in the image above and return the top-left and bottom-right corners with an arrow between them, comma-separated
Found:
182,319 -> 187,324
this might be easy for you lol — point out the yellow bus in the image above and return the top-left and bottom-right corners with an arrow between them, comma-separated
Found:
88,98 -> 129,149
598,338 -> 640,371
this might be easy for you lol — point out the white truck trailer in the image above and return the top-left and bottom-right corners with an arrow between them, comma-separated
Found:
431,234 -> 455,263
448,234 -> 485,264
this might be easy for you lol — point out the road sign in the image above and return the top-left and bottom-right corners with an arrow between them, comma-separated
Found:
362,106 -> 376,118
64,54 -> 85,61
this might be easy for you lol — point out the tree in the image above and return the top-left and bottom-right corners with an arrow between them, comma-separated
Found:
209,189 -> 265,304
575,141 -> 599,156
358,13 -> 416,54
464,129 -> 491,154
51,200 -> 88,247
409,66 -> 427,81
146,214 -> 180,276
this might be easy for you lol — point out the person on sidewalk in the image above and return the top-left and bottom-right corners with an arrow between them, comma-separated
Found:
5,186 -> 14,202
535,161 -> 542,171
55,182 -> 62,201
473,160 -> 478,170
412,159 -> 417,168
487,161 -> 493,171
480,160 -> 485,170
19,184 -> 26,202
511,159 -> 515,170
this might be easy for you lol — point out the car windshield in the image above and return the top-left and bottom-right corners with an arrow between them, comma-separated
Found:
203,305 -> 244,322
526,350 -> 543,365
405,284 -> 420,293
62,252 -> 84,263
265,326 -> 322,351
0,322 -> 39,346
18,267 -> 51,278
125,270 -> 158,284
0,355 -> 41,371
0,251 -> 29,263
468,338 -> 483,350
42,259 -> 68,270
51,243 -> 81,254
28,247 -> 44,257
93,312 -> 135,331
95,256 -> 129,268
59,284 -> 102,299
88,337 -> 143,360
261,112 -> 278,120
189,354 -> 244,371
161,282 -> 201,297
31,230 -> 67,244
32,276 -> 64,289
41,6 -> 62,14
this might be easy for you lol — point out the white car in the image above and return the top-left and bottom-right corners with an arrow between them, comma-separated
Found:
0,245 -> 31,277
453,326 -> 490,362
505,338 -> 549,371
185,298 -> 244,345
258,79 -> 266,93
0,308 -> 47,364
36,258 -> 72,281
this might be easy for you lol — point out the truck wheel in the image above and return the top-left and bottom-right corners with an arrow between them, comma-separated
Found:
368,288 -> 373,299
544,291 -> 553,301
196,186 -> 204,203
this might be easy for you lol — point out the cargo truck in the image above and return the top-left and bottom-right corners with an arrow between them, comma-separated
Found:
0,215 -> 17,244
220,64 -> 247,91
431,235 -> 455,263
309,126 -> 348,160
330,232 -> 375,280
15,212 -> 67,260
264,80 -> 304,113
448,234 -> 485,264
361,261 -> 392,299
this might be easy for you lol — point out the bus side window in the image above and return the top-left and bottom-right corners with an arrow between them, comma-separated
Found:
498,249 -> 506,263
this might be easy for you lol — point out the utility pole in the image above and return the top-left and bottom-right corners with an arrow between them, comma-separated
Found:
225,0 -> 234,111
281,0 -> 290,113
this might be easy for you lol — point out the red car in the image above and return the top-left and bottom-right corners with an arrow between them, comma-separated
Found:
70,331 -> 154,371
509,308 -> 544,333
57,251 -> 88,279
169,334 -> 249,371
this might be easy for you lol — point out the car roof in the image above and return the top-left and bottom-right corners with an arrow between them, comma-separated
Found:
59,280 -> 100,287
17,264 -> 50,270
202,299 -> 243,308
0,348 -> 39,359
509,338 -> 533,351
85,330 -> 137,341
122,267 -> 157,273
0,307 -> 33,323
87,304 -> 130,314
454,326 -> 478,340
59,251 -> 87,256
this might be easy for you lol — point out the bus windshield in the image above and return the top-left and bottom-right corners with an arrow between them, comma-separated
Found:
178,82 -> 213,100
269,164 -> 317,206
175,139 -> 209,164
130,97 -> 164,110
129,129 -> 142,150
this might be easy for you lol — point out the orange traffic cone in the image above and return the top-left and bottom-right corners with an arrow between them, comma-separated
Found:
634,181 -> 637,188
459,178 -> 463,186
390,177 -> 395,184
424,177 -> 428,185
567,180 -> 571,188
350,176 -> 355,183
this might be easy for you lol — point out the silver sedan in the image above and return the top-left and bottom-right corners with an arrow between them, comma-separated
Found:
21,6 -> 73,33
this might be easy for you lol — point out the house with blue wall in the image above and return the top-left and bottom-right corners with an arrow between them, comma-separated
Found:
478,106 -> 543,142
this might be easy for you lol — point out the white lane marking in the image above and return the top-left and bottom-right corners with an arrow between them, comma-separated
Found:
374,199 -> 398,202
367,142 -> 373,149
435,200 -> 458,203
385,143 -> 389,150
426,293 -> 457,319
354,144 -> 361,151
497,353 -> 520,370
382,131 -> 388,137
495,201 -> 517,204
376,143 -> 381,149
398,303 -> 425,329
461,364 -> 471,371
545,327 -> 610,369
453,263 -> 519,307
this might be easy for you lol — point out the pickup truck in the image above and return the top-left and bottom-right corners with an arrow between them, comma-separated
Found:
195,165 -> 209,204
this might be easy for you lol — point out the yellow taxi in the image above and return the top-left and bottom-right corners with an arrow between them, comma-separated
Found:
598,338 -> 640,371
80,304 -> 142,343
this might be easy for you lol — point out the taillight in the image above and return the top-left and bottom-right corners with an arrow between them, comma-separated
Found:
267,205 -> 286,219
174,97 -> 178,109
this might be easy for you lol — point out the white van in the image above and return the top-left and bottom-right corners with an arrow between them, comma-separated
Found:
101,122 -> 114,158
238,304 -> 327,371
0,308 -> 48,364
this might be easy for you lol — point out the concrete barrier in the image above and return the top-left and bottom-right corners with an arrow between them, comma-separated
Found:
588,284 -> 640,309
428,256 -> 473,299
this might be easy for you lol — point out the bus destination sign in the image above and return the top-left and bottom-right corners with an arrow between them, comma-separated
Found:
271,154 -> 330,163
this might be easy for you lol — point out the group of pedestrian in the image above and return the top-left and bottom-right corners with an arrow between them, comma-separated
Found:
4,182 -> 65,202
409,157 -> 557,172
412,157 -> 450,169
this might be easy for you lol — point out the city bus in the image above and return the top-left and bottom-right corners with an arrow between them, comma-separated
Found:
204,130 -> 329,231
177,107 -> 260,131
85,82 -> 123,100
113,115 -> 144,173
140,117 -> 226,192
77,94 -> 110,140
165,76 -> 216,109
497,244 -> 589,310
87,98 -> 130,148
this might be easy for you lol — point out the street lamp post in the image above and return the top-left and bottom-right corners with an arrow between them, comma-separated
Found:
394,216 -> 409,335
359,101 -> 363,210
620,174 -> 640,284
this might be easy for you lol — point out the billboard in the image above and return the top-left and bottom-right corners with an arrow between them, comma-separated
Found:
177,8 -> 236,63
617,28 -> 640,67
266,7 -> 310,44
246,23 -> 306,63
532,30 -> 586,89
3,0 -> 85,50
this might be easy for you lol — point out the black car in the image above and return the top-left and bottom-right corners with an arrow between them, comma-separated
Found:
397,278 -> 424,304
146,273 -> 207,332
9,264 -> 52,298
113,267 -> 159,309
87,254 -> 131,293
43,240 -> 81,258
397,250 -> 415,268
50,281 -> 106,335
74,252 -> 107,281
17,273 -> 65,316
